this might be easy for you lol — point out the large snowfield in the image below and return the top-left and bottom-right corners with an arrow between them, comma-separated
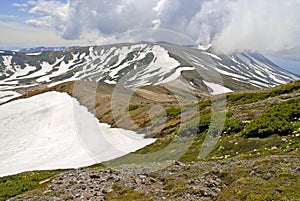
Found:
0,92 -> 155,177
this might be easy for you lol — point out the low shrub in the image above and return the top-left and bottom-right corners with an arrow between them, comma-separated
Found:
241,98 -> 300,138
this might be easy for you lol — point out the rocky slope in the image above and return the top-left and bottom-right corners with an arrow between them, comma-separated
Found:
6,154 -> 300,200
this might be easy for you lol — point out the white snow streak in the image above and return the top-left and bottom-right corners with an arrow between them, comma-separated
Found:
26,52 -> 42,56
202,52 -> 222,60
155,67 -> 195,85
203,81 -> 233,95
0,91 -> 21,103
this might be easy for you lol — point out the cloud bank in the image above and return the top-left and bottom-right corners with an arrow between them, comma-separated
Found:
24,0 -> 300,60
213,0 -> 300,57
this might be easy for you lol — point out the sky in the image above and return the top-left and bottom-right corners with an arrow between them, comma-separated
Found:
0,0 -> 299,75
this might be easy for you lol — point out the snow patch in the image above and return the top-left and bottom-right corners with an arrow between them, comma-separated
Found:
214,68 -> 248,80
26,52 -> 42,56
2,56 -> 13,69
184,52 -> 209,70
203,52 -> 222,60
7,64 -> 36,80
104,80 -> 117,85
0,91 -> 21,103
155,67 -> 195,85
268,73 -> 286,84
0,92 -> 155,177
203,81 -> 233,95
249,80 -> 270,88
198,44 -> 212,51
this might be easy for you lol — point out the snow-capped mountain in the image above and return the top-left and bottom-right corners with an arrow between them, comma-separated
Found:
0,43 -> 298,103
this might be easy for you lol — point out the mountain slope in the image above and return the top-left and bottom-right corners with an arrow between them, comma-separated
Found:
0,43 -> 298,103
2,81 -> 300,201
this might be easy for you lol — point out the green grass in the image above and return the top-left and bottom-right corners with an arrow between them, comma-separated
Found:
0,170 -> 62,201
128,104 -> 142,111
134,134 -> 175,154
226,80 -> 300,106
165,106 -> 181,119
104,109 -> 112,115
198,99 -> 211,110
217,159 -> 300,201
294,121 -> 300,129
101,81 -> 300,200
106,184 -> 153,200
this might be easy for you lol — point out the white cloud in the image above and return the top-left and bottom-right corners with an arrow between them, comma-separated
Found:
213,0 -> 300,55
12,2 -> 29,12
12,3 -> 28,7
0,15 -> 18,19
0,21 -> 91,48
27,0 -> 37,6
26,0 -> 158,40
10,0 -> 300,62
28,0 -> 66,15
26,16 -> 52,27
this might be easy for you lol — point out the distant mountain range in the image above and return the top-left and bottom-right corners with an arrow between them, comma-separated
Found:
0,42 -> 299,103
17,46 -> 71,53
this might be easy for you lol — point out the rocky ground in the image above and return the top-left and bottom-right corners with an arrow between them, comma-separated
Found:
8,161 -> 224,201
7,153 -> 300,200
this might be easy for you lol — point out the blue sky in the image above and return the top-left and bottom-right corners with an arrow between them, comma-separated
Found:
0,0 -> 299,75
0,0 -> 83,49
0,0 -> 42,24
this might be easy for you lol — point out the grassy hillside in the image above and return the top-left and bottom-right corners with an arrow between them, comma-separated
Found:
1,80 -> 300,200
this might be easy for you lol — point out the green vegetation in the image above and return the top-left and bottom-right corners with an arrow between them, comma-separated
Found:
165,106 -> 181,119
241,97 -> 300,138
101,81 -> 300,200
223,117 -> 245,135
217,158 -> 300,201
198,99 -> 211,109
135,134 -> 175,154
129,81 -> 300,162
128,104 -> 142,111
104,109 -> 112,115
0,170 -> 61,201
111,81 -> 300,200
106,184 -> 153,200
227,80 -> 300,106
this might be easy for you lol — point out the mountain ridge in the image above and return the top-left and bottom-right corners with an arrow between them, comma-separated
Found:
0,42 -> 298,103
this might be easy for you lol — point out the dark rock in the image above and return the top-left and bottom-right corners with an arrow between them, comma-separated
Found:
150,178 -> 157,183
89,174 -> 101,179
174,161 -> 185,166
77,185 -> 87,190
54,181 -> 63,185
294,167 -> 300,174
